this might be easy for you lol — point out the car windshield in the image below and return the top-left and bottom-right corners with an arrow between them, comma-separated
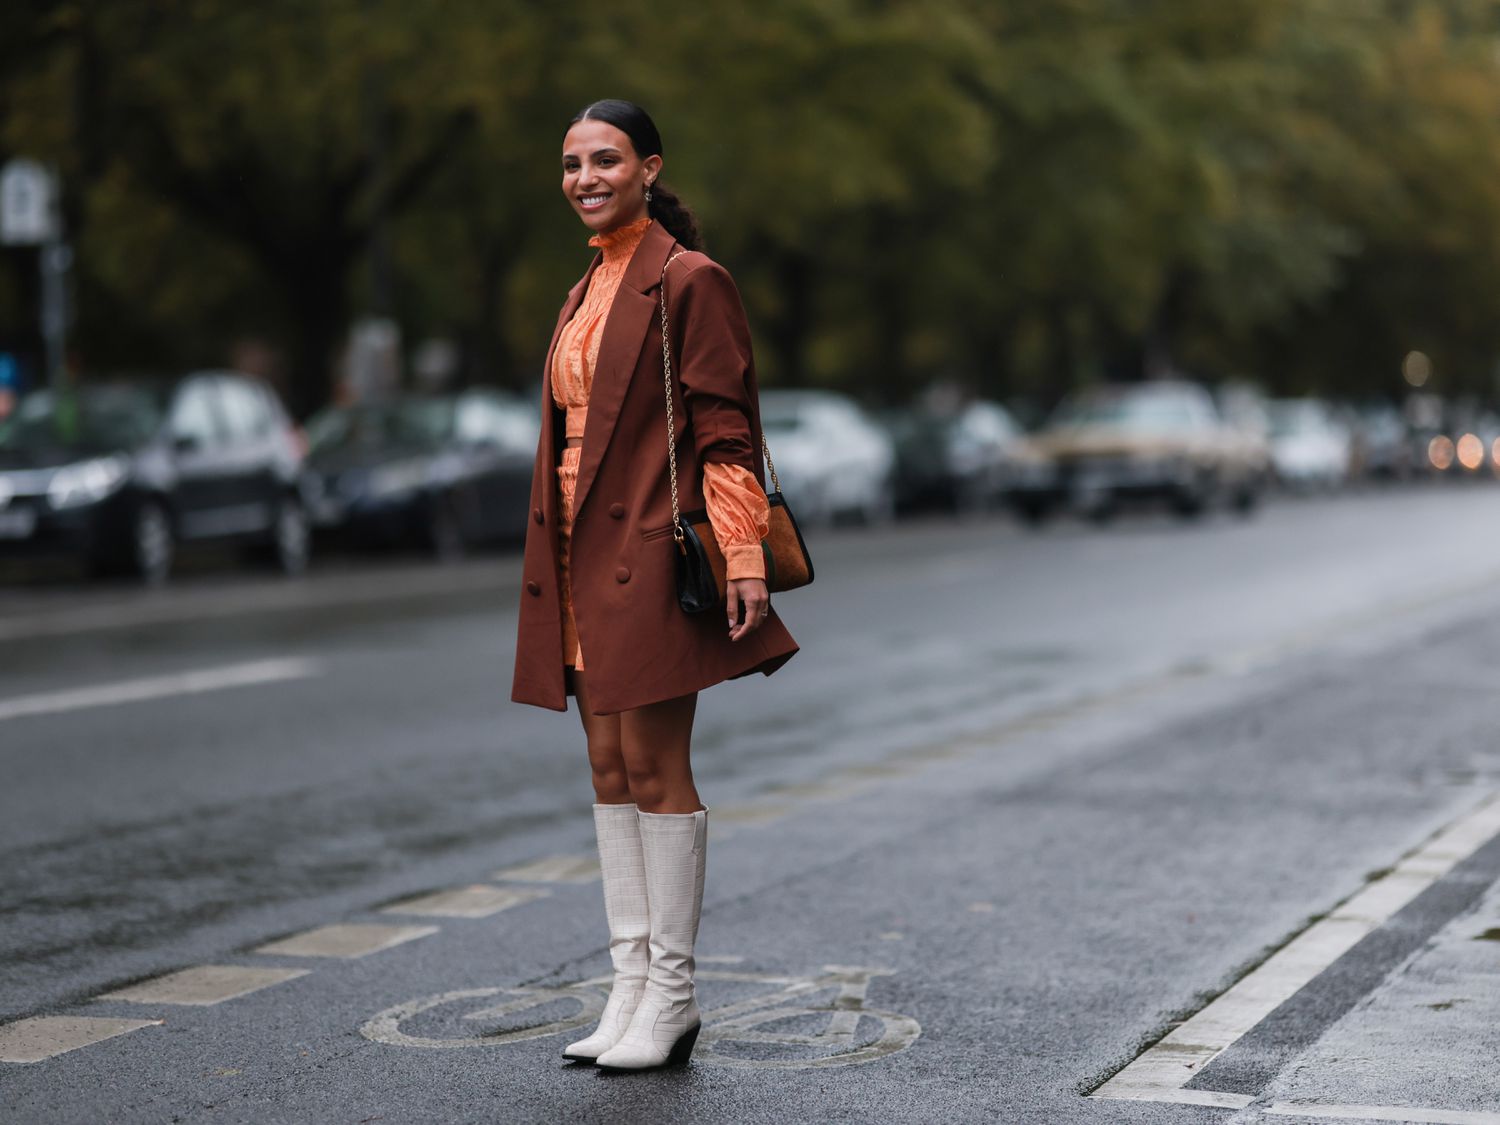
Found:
0,387 -> 163,453
1050,393 -> 1198,434
761,409 -> 806,435
309,400 -> 456,452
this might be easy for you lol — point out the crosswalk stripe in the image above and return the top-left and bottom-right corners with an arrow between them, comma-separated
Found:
0,1016 -> 162,1064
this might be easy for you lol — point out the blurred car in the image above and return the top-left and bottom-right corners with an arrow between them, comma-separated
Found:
1008,380 -> 1264,524
1266,398 -> 1352,490
1349,401 -> 1415,480
305,390 -> 538,557
884,398 -> 1025,515
0,372 -> 310,583
758,389 -> 895,526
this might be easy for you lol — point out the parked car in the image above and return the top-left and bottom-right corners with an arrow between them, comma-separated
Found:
1008,380 -> 1264,524
0,372 -> 310,583
757,390 -> 896,527
1266,398 -> 1352,490
1350,401 -> 1416,480
304,390 -> 538,557
885,398 -> 1025,515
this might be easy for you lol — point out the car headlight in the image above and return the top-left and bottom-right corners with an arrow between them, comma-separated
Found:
366,461 -> 430,498
47,456 -> 129,509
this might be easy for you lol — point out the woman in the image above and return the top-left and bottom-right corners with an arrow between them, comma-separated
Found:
511,99 -> 798,1071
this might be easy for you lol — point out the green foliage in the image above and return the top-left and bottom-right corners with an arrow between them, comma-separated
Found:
4,0 -> 1500,411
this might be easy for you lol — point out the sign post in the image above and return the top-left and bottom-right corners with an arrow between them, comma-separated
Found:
1,159 -> 69,394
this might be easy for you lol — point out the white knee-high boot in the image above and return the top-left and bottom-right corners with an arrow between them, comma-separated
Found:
595,807 -> 707,1071
562,803 -> 650,1062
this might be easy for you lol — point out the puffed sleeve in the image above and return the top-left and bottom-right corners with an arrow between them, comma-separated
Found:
671,259 -> 758,474
704,461 -> 770,581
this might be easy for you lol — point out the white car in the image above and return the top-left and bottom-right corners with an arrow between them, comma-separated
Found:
758,390 -> 896,526
1267,399 -> 1352,489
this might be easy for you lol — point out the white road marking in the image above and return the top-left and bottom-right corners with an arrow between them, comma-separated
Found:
1098,1088 -> 1253,1109
1262,1103 -> 1500,1124
95,965 -> 309,1006
380,885 -> 549,918
492,855 -> 600,884
0,1015 -> 162,1064
1093,789 -> 1500,1105
253,923 -> 438,959
0,658 -> 320,723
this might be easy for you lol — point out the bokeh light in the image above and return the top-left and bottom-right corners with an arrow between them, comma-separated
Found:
1402,351 -> 1433,387
1456,433 -> 1484,471
1429,435 -> 1455,470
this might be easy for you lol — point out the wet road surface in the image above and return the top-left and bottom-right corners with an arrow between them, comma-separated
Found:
3,487 -> 1500,1123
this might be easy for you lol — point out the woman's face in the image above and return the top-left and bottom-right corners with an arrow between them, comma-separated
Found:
560,119 -> 662,234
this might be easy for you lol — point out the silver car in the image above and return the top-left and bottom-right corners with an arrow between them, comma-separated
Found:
758,390 -> 896,527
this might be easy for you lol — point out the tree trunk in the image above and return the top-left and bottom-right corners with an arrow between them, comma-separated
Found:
766,249 -> 814,386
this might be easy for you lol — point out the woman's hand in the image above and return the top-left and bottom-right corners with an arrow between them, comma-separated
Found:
726,577 -> 770,641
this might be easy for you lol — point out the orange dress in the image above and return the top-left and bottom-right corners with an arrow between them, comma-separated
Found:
552,217 -> 770,670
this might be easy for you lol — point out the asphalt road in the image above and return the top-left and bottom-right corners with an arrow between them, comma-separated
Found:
3,486 -> 1500,1124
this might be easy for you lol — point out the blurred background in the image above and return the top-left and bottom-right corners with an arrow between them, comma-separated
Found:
4,0 -> 1500,582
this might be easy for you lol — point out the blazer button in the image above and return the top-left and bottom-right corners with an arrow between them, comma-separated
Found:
526,580 -> 541,596
609,503 -> 625,519
533,508 -> 544,525
615,566 -> 631,583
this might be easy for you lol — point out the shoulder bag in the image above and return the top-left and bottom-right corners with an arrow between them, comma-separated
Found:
659,251 -> 814,615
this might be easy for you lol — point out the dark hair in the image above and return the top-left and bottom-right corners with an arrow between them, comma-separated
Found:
569,99 -> 704,252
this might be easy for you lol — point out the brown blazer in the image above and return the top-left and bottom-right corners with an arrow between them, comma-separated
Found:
511,219 -> 798,715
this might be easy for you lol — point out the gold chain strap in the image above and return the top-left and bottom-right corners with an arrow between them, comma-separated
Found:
659,252 -> 781,551
660,251 -> 688,547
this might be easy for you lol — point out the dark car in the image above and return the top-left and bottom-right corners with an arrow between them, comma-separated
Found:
304,390 -> 538,557
885,399 -> 1024,515
0,372 -> 310,583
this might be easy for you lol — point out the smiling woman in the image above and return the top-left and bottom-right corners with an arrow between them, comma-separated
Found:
510,99 -> 799,1074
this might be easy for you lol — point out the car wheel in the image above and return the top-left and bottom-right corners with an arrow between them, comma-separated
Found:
270,496 -> 311,575
428,494 -> 467,561
131,500 -> 173,586
1172,473 -> 1213,519
861,483 -> 896,527
1013,499 -> 1052,528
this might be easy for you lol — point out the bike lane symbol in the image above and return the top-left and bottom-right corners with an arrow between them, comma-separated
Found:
360,965 -> 920,1070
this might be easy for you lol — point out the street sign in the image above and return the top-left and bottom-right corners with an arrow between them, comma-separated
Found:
0,159 -> 59,246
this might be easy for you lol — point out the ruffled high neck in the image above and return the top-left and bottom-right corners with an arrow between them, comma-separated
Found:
588,217 -> 652,263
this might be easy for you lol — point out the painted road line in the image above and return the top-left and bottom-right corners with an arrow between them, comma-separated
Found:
493,855 -> 599,884
380,885 -> 549,919
0,1015 -> 162,1064
711,802 -> 795,826
0,658 -> 320,723
253,923 -> 438,959
95,965 -> 310,1006
1092,790 -> 1500,1104
1263,1103 -> 1500,1124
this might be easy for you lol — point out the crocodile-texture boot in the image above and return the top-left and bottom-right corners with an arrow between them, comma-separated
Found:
595,807 -> 707,1071
562,803 -> 650,1062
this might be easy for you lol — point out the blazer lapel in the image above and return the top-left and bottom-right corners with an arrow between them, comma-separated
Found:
571,220 -> 677,517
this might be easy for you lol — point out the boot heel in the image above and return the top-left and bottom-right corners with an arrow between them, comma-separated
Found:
666,1021 -> 701,1066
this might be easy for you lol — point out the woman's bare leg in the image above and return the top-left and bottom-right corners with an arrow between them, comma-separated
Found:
574,671 -> 631,804
619,691 -> 701,814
